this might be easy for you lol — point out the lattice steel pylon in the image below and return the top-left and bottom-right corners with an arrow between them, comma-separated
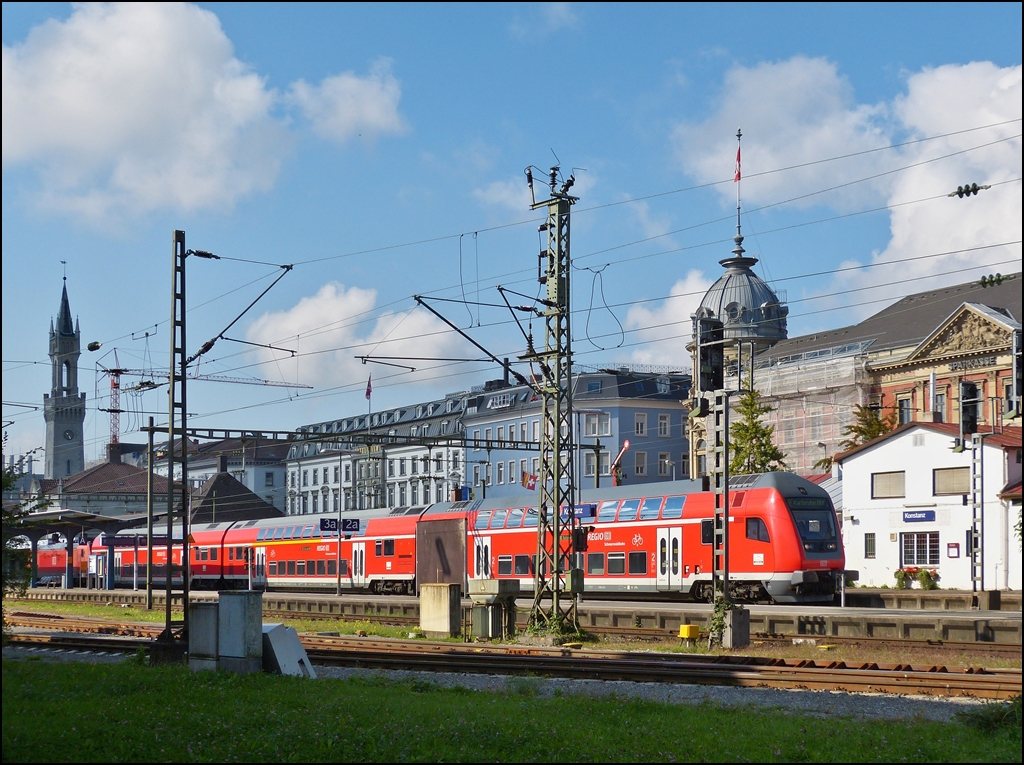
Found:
710,390 -> 731,602
161,230 -> 191,643
524,167 -> 581,634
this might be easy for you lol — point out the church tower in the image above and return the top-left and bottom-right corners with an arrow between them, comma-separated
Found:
44,280 -> 86,479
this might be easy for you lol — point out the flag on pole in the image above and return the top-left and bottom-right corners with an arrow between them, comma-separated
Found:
365,375 -> 372,400
521,471 -> 537,491
734,145 -> 741,182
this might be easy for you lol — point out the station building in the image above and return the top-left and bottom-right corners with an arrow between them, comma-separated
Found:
836,422 -> 1022,591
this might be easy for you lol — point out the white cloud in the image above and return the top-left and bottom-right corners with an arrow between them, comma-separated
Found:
286,58 -> 407,144
673,57 -> 1022,323
473,176 -> 534,213
245,282 -> 470,394
2,4 -> 410,224
510,3 -> 580,39
2,2 -> 289,221
623,270 -> 713,368
673,56 -> 891,210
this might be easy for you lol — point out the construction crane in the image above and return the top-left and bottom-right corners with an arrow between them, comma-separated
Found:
96,351 -> 310,446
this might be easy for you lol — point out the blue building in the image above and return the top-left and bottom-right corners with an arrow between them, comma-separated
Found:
462,366 -> 691,499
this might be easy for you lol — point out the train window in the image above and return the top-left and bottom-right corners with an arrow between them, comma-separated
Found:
587,553 -> 605,575
383,539 -> 395,557
272,527 -> 284,541
597,500 -> 619,523
312,527 -> 322,538
285,526 -> 298,540
662,496 -> 685,519
307,560 -> 316,574
475,510 -> 492,530
228,548 -> 234,561
607,553 -> 626,575
514,555 -> 531,575
375,540 -> 383,557
327,559 -> 337,576
317,560 -> 326,576
497,555 -> 513,575
701,519 -> 714,545
746,518 -> 770,542
489,509 -> 508,529
339,559 -> 349,576
256,529 -> 268,541
302,526 -> 314,539
211,548 -> 218,561
523,508 -> 539,528
659,538 -> 667,575
287,561 -> 296,575
296,561 -> 305,576
201,548 -> 209,562
671,538 -> 679,575
507,508 -> 524,528
628,552 -> 647,575
268,561 -> 277,575
639,497 -> 663,520
616,500 -> 641,522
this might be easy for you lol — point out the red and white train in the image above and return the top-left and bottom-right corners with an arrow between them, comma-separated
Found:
36,472 -> 845,604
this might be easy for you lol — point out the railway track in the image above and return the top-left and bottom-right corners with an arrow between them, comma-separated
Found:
6,612 -> 1021,700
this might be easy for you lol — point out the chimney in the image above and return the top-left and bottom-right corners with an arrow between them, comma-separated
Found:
217,454 -> 229,473
107,443 -> 121,464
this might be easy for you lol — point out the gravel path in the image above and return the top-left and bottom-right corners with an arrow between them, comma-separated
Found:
4,644 -> 990,723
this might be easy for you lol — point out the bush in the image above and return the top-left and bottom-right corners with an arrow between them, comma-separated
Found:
894,569 -> 911,589
916,568 -> 939,590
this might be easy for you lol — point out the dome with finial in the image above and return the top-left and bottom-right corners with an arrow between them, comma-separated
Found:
692,129 -> 787,352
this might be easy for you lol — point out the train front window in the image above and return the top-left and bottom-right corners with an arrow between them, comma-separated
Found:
786,498 -> 838,553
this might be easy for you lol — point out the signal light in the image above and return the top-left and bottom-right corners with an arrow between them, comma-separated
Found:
697,316 -> 725,392
959,381 -> 979,436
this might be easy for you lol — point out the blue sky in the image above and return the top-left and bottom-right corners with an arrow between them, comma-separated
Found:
3,2 -> 1021,462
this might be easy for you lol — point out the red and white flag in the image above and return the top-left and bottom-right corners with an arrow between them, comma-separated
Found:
521,471 -> 537,491
734,145 -> 741,182
365,375 -> 372,400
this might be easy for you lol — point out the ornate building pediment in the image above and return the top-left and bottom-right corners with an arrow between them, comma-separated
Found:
905,303 -> 1016,363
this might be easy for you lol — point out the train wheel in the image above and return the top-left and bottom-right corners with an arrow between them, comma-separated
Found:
692,582 -> 713,603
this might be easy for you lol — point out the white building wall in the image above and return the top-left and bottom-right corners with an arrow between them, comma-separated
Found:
840,426 -> 1019,591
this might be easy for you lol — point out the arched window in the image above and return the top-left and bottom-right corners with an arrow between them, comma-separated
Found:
62,360 -> 72,391
697,440 -> 707,478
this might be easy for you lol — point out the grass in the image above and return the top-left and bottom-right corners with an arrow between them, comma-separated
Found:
2,659 -> 1021,763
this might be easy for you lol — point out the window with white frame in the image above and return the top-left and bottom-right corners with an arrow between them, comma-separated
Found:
473,465 -> 481,486
584,412 -> 611,437
532,421 -> 540,442
532,457 -> 540,476
658,414 -> 670,437
508,461 -> 515,484
265,471 -> 275,487
411,483 -> 419,505
658,453 -> 671,476
635,451 -> 647,476
635,413 -> 647,437
871,471 -> 905,499
497,426 -> 504,444
497,461 -> 504,484
897,396 -> 913,425
901,532 -> 939,566
302,470 -> 308,487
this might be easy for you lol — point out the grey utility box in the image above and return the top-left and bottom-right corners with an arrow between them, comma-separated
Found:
262,623 -> 317,678
188,601 -> 219,672
218,590 -> 263,674
419,582 -> 462,638
468,579 -> 519,640
723,606 -> 750,649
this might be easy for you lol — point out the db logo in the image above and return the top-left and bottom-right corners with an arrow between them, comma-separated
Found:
631,534 -> 644,547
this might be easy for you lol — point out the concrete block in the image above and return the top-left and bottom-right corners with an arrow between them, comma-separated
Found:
188,601 -> 219,673
420,582 -> 461,638
262,623 -> 316,678
218,590 -> 263,675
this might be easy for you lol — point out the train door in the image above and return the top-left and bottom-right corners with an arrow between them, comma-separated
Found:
352,542 -> 367,588
473,535 -> 492,580
250,547 -> 267,589
656,527 -> 683,591
113,552 -> 122,588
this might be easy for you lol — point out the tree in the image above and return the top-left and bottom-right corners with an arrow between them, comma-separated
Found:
729,388 -> 787,474
839,404 -> 898,452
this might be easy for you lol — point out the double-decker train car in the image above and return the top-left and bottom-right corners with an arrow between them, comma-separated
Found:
58,472 -> 844,604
